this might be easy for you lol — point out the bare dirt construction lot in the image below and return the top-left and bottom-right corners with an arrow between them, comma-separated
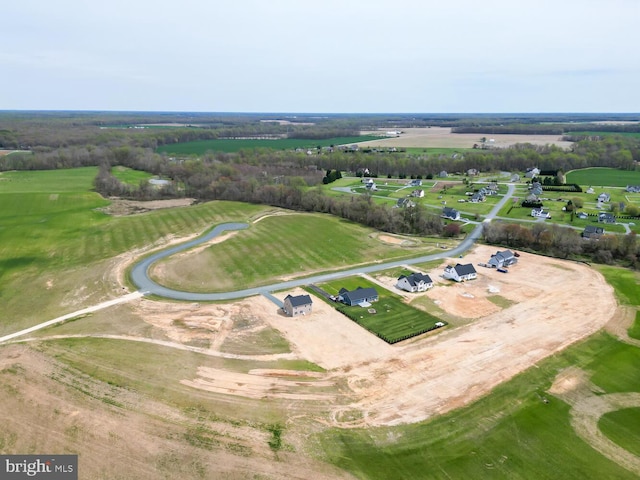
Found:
243,245 -> 616,426
115,244 -> 617,428
358,127 -> 573,150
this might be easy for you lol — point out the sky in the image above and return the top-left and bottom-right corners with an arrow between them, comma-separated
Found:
1,0 -> 639,113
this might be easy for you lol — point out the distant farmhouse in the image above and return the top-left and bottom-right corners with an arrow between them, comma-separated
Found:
338,287 -> 379,307
487,250 -> 518,269
597,192 -> 611,203
443,263 -> 477,282
283,294 -> 313,317
396,272 -> 433,293
408,179 -> 423,187
442,207 -> 461,221
626,185 -> 640,193
411,189 -> 425,198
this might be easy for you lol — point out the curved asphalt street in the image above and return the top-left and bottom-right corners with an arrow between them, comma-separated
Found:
130,185 -> 515,301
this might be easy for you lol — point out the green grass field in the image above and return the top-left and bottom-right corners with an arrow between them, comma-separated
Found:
156,136 -> 381,155
629,311 -> 640,341
111,166 -> 154,185
599,408 -> 640,458
152,213 -> 444,292
318,276 -> 443,343
566,167 -> 640,187
0,168 -> 268,333
569,131 -> 640,139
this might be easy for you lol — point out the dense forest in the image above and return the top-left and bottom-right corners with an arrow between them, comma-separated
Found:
1,111 -> 639,267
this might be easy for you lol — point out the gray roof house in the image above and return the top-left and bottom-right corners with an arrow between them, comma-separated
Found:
409,179 -> 423,186
396,273 -> 433,293
443,263 -> 477,282
488,250 -> 518,268
442,207 -> 461,221
396,197 -> 416,208
626,185 -> 640,193
338,287 -> 379,306
283,294 -> 313,317
529,182 -> 543,196
597,193 -> 611,203
582,225 -> 605,239
598,212 -> 616,224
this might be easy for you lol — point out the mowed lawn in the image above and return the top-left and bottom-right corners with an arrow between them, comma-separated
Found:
156,136 -> 381,155
318,277 -> 443,343
566,167 -> 640,187
152,213 -> 440,292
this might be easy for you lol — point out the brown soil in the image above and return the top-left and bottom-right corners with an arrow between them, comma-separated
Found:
97,197 -> 196,216
0,344 -> 354,480
359,127 -> 573,150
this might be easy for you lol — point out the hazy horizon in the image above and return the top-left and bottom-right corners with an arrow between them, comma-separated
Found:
2,0 -> 639,113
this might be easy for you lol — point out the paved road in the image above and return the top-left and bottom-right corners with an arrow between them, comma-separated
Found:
130,185 -> 515,301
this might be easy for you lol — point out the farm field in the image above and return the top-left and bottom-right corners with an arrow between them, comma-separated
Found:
156,135 -> 381,155
149,213 -> 444,292
0,168 -> 268,333
318,276 -> 443,343
569,131 -> 640,139
566,167 -> 640,187
2,166 -> 640,478
358,126 -> 573,150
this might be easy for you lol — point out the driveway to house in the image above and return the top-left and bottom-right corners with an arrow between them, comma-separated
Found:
130,185 -> 515,301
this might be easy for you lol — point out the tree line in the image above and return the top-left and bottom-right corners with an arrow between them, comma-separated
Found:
483,222 -> 639,269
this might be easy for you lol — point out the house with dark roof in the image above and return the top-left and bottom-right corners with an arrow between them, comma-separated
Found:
529,182 -> 543,196
396,197 -> 416,208
408,179 -> 423,187
396,272 -> 433,293
626,185 -> 640,193
582,225 -> 605,239
598,212 -> 616,224
487,250 -> 518,268
470,191 -> 485,203
443,263 -> 477,282
442,207 -> 461,221
338,287 -> 379,306
283,294 -> 313,317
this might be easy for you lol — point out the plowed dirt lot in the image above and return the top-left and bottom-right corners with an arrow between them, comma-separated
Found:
359,127 -> 573,149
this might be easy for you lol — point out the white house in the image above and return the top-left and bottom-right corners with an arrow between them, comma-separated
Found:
396,272 -> 433,293
524,167 -> 540,178
597,193 -> 611,203
443,263 -> 477,282
531,207 -> 551,219
283,294 -> 313,317
411,189 -> 425,198
487,250 -> 518,268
